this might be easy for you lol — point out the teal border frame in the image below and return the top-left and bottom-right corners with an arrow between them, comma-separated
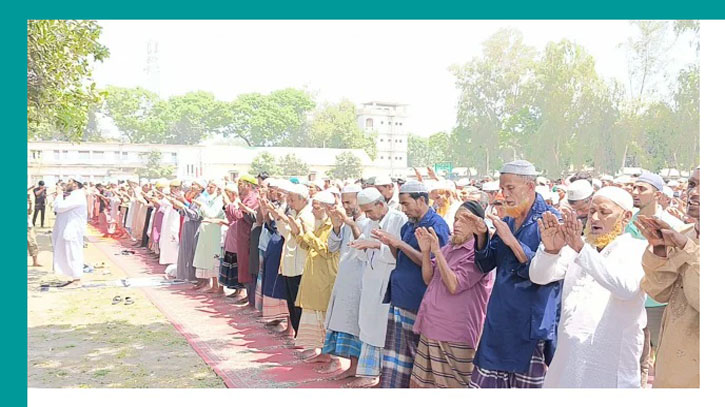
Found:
7,2 -> 718,405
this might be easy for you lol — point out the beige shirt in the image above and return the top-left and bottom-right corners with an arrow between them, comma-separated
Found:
641,224 -> 699,388
279,203 -> 315,277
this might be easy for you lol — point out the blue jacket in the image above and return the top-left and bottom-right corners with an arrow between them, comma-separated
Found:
385,208 -> 450,313
473,193 -> 562,373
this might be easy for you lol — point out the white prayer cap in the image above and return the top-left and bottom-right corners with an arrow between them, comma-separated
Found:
481,181 -> 499,192
456,178 -> 471,187
357,187 -> 383,205
289,183 -> 310,199
162,187 -> 170,194
500,160 -> 539,176
306,180 -> 325,191
663,186 -> 674,199
666,180 -> 679,188
536,176 -> 548,186
224,183 -> 237,193
551,192 -> 560,206
614,175 -> 633,185
341,184 -> 362,194
374,175 -> 394,186
593,186 -> 634,212
567,180 -> 594,201
601,174 -> 614,182
325,187 -> 341,197
445,180 -> 457,191
193,178 -> 208,188
400,180 -> 429,194
591,178 -> 602,189
277,180 -> 295,193
535,185 -> 551,201
313,191 -> 335,205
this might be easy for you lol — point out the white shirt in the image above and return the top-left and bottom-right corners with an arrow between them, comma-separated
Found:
530,233 -> 648,388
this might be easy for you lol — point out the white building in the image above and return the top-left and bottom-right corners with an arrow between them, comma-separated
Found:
357,101 -> 409,178
27,141 -> 374,185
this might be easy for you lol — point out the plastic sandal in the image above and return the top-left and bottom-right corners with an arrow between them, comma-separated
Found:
112,296 -> 123,305
124,296 -> 135,305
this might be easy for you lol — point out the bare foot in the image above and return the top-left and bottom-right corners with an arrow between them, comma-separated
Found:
32,263 -> 43,267
345,377 -> 379,388
296,349 -> 318,359
225,289 -> 238,298
303,353 -> 331,364
331,366 -> 357,380
316,360 -> 343,374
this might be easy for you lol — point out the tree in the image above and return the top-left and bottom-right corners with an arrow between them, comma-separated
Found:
82,106 -> 105,142
27,20 -> 109,142
160,91 -> 227,145
103,86 -> 167,143
307,100 -> 377,159
450,28 -> 537,175
250,152 -> 281,176
407,133 -> 450,168
226,88 -> 315,146
327,152 -> 362,180
278,153 -> 309,176
136,150 -> 176,179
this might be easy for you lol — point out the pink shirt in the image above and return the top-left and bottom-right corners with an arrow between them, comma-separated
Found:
413,238 -> 495,348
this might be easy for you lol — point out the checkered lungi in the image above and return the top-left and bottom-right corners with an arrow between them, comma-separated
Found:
322,330 -> 362,359
218,251 -> 242,289
468,340 -> 548,388
295,309 -> 327,349
356,341 -> 383,378
380,306 -> 420,388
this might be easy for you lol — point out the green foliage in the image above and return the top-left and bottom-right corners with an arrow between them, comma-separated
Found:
27,20 -> 109,142
136,150 -> 175,179
450,25 -> 699,177
326,152 -> 362,180
103,86 -> 165,143
249,152 -> 281,176
307,100 -> 377,159
278,153 -> 309,177
161,91 -> 228,145
408,132 -> 451,167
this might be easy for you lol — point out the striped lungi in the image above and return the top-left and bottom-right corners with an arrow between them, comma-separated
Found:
295,309 -> 327,349
218,251 -> 242,289
254,271 -> 264,312
356,341 -> 383,378
468,340 -> 547,388
262,296 -> 289,322
380,306 -> 420,388
410,334 -> 476,388
322,330 -> 362,359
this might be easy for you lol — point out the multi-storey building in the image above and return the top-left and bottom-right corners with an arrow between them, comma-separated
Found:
357,101 -> 409,178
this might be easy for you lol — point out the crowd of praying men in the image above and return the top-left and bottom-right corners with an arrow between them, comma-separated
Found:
33,160 -> 700,388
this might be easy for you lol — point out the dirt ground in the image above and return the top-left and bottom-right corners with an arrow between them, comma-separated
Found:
27,209 -> 225,388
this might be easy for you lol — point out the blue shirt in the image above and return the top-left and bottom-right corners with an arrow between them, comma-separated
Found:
386,207 -> 450,313
473,193 -> 562,374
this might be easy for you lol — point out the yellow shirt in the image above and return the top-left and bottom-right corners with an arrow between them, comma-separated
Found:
294,219 -> 339,311
279,204 -> 315,277
641,224 -> 699,388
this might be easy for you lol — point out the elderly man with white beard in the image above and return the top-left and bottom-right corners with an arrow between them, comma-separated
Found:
529,186 -> 648,388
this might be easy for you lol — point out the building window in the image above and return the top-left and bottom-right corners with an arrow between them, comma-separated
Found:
380,156 -> 384,160
30,150 -> 41,160
79,151 -> 90,160
365,118 -> 373,128
62,150 -> 69,160
380,121 -> 384,125
121,152 -> 128,161
171,152 -> 177,163
53,150 -> 60,160
92,151 -> 104,160
380,138 -> 384,142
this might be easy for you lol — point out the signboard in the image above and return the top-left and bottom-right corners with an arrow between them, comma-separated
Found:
434,162 -> 453,175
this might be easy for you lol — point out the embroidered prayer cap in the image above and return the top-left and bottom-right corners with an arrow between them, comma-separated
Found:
567,180 -> 594,201
357,187 -> 384,205
289,183 -> 310,199
341,184 -> 362,194
374,175 -> 394,186
169,179 -> 182,187
481,181 -> 499,192
313,191 -> 335,205
325,187 -> 341,197
224,183 -> 237,193
456,178 -> 471,187
635,171 -> 664,192
500,160 -> 539,176
613,175 -> 633,185
192,178 -> 207,188
663,186 -> 674,199
593,186 -> 634,212
400,180 -> 429,194
536,176 -> 548,186
156,179 -> 169,189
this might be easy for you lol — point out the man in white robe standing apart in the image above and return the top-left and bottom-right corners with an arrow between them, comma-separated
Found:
52,180 -> 88,285
530,186 -> 648,388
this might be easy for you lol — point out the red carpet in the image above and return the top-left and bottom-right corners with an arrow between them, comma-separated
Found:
88,227 -> 356,388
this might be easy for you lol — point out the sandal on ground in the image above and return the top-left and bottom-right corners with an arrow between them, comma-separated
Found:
112,295 -> 123,305
124,296 -> 135,305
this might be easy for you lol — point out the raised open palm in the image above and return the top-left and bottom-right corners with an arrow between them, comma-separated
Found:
537,211 -> 566,253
